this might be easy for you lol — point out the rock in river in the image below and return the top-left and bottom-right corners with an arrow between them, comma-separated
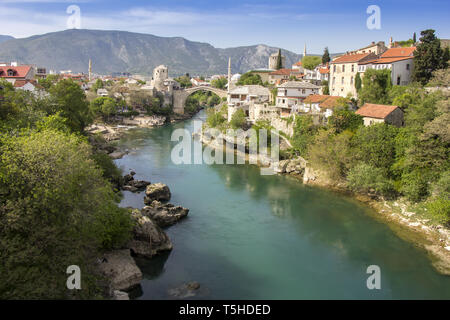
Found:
122,172 -> 150,192
128,209 -> 173,258
142,201 -> 189,227
98,249 -> 142,292
144,183 -> 171,203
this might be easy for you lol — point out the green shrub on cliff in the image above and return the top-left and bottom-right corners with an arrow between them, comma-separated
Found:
347,163 -> 394,197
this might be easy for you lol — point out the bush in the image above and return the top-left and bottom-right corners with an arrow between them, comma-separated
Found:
400,170 -> 431,202
92,152 -> 124,191
229,108 -> 247,129
0,130 -> 133,299
206,108 -> 226,128
347,163 -> 394,197
351,123 -> 399,175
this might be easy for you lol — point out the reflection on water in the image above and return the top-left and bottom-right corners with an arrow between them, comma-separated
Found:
115,110 -> 450,300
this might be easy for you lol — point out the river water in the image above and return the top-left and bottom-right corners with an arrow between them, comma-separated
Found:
115,110 -> 450,300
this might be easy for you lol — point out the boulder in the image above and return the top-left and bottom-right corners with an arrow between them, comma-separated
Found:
286,157 -> 307,174
122,172 -> 150,193
128,209 -> 173,258
168,282 -> 201,299
144,183 -> 171,203
276,159 -> 290,174
142,201 -> 189,227
98,249 -> 142,292
113,290 -> 130,300
109,151 -> 126,160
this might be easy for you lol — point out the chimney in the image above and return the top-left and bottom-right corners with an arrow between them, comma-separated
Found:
389,37 -> 393,48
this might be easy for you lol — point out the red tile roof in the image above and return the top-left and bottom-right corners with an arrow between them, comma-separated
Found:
331,52 -> 375,64
319,67 -> 330,74
293,61 -> 303,66
0,65 -> 32,78
381,47 -> 416,58
270,68 -> 293,76
303,94 -> 329,103
356,103 -> 400,119
303,95 -> 347,109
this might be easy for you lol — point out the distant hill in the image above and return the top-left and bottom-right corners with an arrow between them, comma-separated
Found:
0,35 -> 14,44
0,29 -> 304,76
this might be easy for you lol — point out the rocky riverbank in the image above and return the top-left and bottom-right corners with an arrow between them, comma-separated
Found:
98,177 -> 190,300
199,131 -> 450,275
277,157 -> 450,275
87,113 -> 197,160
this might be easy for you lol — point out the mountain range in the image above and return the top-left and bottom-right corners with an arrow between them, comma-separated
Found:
0,29 -> 307,76
0,35 -> 14,44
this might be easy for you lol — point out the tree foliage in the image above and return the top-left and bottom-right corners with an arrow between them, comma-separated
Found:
0,130 -> 133,299
237,72 -> 263,86
358,69 -> 392,105
301,56 -> 322,70
322,47 -> 331,64
413,29 -> 448,85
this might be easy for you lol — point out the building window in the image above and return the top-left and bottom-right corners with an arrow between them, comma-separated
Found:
332,77 -> 335,85
350,76 -> 354,84
333,65 -> 336,72
397,76 -> 401,85
302,89 -> 306,94
351,64 -> 354,72
341,77 -> 344,85
342,65 -> 345,72
406,64 -> 410,70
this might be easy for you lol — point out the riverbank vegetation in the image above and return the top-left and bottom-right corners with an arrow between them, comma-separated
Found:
0,79 -> 134,299
289,30 -> 449,226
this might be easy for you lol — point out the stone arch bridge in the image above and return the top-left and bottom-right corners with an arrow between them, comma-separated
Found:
173,86 -> 228,114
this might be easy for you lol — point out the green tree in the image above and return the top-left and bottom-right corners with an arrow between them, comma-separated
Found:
0,130 -> 133,299
322,47 -> 331,64
301,56 -> 322,70
413,29 -> 448,85
355,72 -> 362,91
230,108 -> 247,129
276,49 -> 283,70
328,108 -> 363,133
351,123 -> 399,174
308,130 -> 354,180
237,72 -> 263,86
413,32 -> 417,43
175,75 -> 192,88
49,79 -> 91,132
291,115 -> 319,156
347,163 -> 394,197
358,69 -> 392,105
322,80 -> 330,95
91,79 -> 104,92
211,77 -> 228,89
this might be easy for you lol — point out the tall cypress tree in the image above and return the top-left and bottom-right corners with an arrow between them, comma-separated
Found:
276,49 -> 283,70
322,47 -> 331,64
412,29 -> 447,85
413,32 -> 417,43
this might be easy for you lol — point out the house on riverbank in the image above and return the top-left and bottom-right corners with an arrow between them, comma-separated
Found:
356,103 -> 404,127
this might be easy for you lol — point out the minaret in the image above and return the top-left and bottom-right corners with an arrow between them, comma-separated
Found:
303,44 -> 307,57
227,57 -> 232,94
88,59 -> 92,81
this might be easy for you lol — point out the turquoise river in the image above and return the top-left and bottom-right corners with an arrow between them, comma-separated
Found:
115,110 -> 450,300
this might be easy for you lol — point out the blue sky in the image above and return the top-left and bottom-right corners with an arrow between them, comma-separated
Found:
0,0 -> 449,54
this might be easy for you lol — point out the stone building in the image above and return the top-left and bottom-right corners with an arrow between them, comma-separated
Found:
151,65 -> 169,91
269,52 -> 286,70
355,103 -> 404,127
